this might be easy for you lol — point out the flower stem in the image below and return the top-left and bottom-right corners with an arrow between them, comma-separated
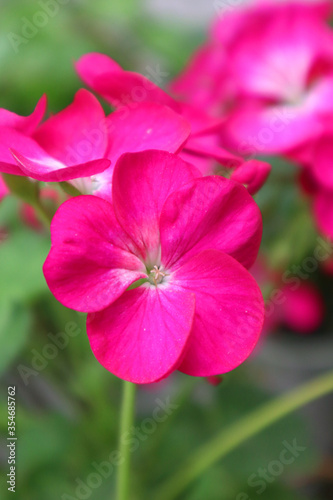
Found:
33,198 -> 53,227
156,369 -> 333,500
116,381 -> 137,500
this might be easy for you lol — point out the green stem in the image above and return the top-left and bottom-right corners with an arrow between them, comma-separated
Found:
33,198 -> 53,227
116,381 -> 137,500
156,369 -> 333,500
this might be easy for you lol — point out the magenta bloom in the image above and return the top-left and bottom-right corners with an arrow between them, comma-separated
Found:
0,92 -> 110,183
281,283 -> 325,334
311,133 -> 333,240
289,122 -> 333,239
230,160 -> 271,196
44,150 -> 264,383
172,1 -> 333,155
75,53 -> 242,175
0,89 -> 189,196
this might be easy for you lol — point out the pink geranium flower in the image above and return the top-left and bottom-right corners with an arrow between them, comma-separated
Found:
43,150 -> 264,383
281,282 -> 325,334
289,121 -> 333,240
75,53 -> 242,175
171,0 -> 333,156
0,91 -> 110,184
0,90 -> 189,197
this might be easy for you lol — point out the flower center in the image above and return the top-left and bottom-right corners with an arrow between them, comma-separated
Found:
148,265 -> 167,286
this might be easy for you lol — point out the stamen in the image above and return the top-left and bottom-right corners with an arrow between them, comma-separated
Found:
149,265 -> 167,285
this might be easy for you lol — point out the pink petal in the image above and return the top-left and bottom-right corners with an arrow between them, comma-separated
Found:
112,150 -> 199,262
0,175 -> 9,201
43,195 -> 146,312
171,250 -> 264,376
170,45 -> 229,114
314,189 -> 333,239
11,150 -> 110,183
221,3 -> 333,101
184,135 -> 241,169
75,52 -> 122,88
160,176 -> 262,270
76,53 -> 179,112
0,127 -> 110,182
34,89 -> 108,165
222,102 -> 323,155
87,285 -> 195,383
280,282 -> 324,334
179,150 -> 215,177
106,102 -> 190,163
179,102 -> 225,136
231,159 -> 271,194
311,135 -> 333,190
0,95 -> 47,135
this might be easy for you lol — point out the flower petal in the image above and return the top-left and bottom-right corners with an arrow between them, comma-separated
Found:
87,285 -> 195,383
314,189 -> 333,239
75,52 -> 122,88
112,150 -> 199,263
106,102 -> 190,163
0,94 -> 47,135
312,135 -> 333,190
76,53 -> 179,112
11,150 -> 110,183
0,127 -> 110,182
43,195 -> 146,313
171,249 -> 264,376
184,135 -> 241,170
160,176 -> 262,270
222,102 -> 323,155
34,89 -> 108,165
231,159 -> 271,195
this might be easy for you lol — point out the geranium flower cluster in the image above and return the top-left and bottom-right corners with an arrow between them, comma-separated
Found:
3,0 -> 333,382
171,0 -> 333,240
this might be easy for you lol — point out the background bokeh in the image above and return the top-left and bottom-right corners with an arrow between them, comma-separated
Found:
0,1 -> 332,499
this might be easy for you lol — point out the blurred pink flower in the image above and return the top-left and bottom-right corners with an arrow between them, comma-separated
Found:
290,121 -> 333,239
280,282 -> 325,334
43,150 -> 264,383
252,258 -> 325,335
75,53 -> 244,176
171,0 -> 333,156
